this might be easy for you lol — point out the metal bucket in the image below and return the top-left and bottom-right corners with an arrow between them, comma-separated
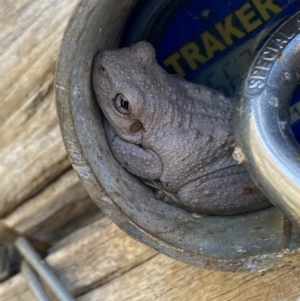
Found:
56,0 -> 300,272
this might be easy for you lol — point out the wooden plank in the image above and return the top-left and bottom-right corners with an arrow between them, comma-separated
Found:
77,249 -> 300,301
1,215 -> 300,301
0,0 -> 81,216
37,199 -> 103,244
0,85 -> 71,217
0,0 -> 79,125
3,168 -> 100,243
0,217 -> 157,300
2,216 -> 300,301
0,222 -> 48,251
0,167 -> 100,281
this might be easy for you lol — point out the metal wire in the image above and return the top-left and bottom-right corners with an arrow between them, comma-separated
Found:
15,237 -> 74,301
21,261 -> 51,301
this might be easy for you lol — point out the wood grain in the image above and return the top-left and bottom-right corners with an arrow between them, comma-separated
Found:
0,217 -> 157,300
0,0 -> 78,124
2,217 -> 300,301
78,245 -> 300,301
3,168 -> 100,243
0,84 -> 71,216
0,0 -> 81,216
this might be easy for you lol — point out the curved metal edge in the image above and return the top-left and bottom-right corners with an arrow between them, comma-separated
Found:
55,0 -> 300,272
121,0 -> 170,46
55,0 -> 226,272
234,10 -> 300,225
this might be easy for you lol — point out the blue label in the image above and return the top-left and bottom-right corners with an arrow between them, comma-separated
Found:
125,0 -> 300,142
155,0 -> 299,81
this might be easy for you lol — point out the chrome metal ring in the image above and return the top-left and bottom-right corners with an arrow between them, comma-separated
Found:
234,10 -> 300,225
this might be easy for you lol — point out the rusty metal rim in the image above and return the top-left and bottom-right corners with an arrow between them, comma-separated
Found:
55,0 -> 300,272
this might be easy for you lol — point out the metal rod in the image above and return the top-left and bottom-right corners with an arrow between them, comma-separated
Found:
21,261 -> 51,301
15,237 -> 74,301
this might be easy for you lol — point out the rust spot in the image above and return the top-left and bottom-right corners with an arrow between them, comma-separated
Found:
242,187 -> 258,195
130,121 -> 143,133
277,52 -> 282,59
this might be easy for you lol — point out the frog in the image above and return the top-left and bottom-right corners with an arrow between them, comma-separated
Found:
92,41 -> 271,215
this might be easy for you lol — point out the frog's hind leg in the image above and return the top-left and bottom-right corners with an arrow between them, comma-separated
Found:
177,174 -> 271,215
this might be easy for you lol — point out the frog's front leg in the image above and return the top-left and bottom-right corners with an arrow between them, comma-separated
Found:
104,120 -> 163,180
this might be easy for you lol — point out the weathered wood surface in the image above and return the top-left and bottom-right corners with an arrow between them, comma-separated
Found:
0,0 -> 80,217
1,217 -> 300,301
2,0 -> 300,300
2,168 -> 101,243
0,217 -> 157,300
78,255 -> 300,301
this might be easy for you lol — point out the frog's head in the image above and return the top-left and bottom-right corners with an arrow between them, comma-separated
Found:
92,41 -> 165,144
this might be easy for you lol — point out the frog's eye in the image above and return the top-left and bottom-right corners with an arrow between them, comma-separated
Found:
115,94 -> 132,115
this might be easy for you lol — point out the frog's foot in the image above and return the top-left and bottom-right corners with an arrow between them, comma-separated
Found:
105,120 -> 163,180
153,189 -> 181,206
177,171 -> 271,215
154,190 -> 165,200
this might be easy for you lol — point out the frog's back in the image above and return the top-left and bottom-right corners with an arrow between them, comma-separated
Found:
138,77 -> 234,199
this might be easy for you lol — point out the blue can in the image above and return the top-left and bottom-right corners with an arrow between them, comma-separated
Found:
123,0 -> 300,142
